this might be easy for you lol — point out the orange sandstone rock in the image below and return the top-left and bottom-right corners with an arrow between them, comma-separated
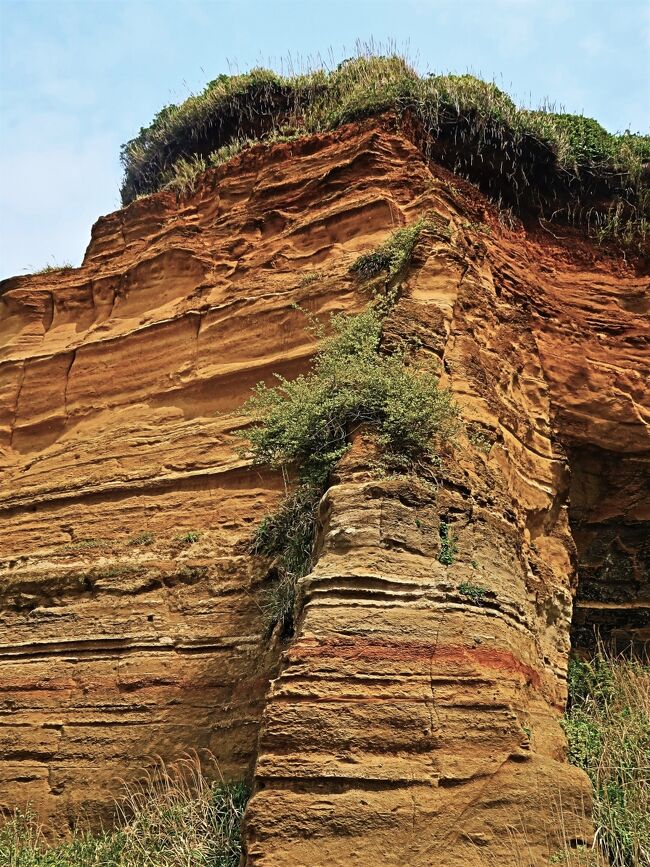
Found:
0,117 -> 647,863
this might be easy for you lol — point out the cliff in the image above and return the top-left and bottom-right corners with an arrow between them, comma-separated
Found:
1,115 -> 648,864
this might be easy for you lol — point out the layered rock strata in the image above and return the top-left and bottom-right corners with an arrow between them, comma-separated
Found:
1,117 -> 647,861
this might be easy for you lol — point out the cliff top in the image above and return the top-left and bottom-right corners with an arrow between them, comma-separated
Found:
120,54 -> 649,251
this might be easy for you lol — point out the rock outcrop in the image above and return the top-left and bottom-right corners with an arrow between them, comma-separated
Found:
1,117 -> 648,862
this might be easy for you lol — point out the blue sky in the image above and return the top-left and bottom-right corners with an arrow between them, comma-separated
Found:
1,0 -> 648,279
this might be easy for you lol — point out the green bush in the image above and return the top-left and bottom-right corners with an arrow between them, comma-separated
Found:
242,304 -> 459,633
544,113 -> 618,166
563,650 -> 650,866
350,218 -> 435,280
0,756 -> 248,867
243,306 -> 459,485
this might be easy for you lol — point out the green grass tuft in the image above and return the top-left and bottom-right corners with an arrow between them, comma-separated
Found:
458,580 -> 489,602
173,531 -> 202,545
438,520 -> 458,565
298,270 -> 324,286
128,532 -> 154,547
33,261 -> 74,274
176,565 -> 209,582
563,648 -> 650,867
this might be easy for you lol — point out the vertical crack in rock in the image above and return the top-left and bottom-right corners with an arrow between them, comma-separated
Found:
9,359 -> 26,447
62,348 -> 77,422
42,291 -> 54,333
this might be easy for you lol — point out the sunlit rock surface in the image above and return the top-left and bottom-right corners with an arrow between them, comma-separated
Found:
1,117 -> 647,863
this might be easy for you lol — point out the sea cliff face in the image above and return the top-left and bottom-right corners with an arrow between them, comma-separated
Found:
1,117 -> 647,864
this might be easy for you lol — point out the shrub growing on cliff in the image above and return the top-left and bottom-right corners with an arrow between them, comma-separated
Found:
241,305 -> 459,633
350,218 -> 437,280
438,520 -> 458,565
252,484 -> 319,635
174,530 -> 202,545
0,755 -> 248,867
243,307 -> 459,480
563,649 -> 650,867
458,581 -> 489,603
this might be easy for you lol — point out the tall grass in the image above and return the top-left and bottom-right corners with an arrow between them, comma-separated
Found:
0,754 -> 248,867
119,51 -> 648,250
564,648 -> 650,866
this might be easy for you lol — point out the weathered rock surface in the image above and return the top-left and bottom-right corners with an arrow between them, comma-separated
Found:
1,117 -> 648,862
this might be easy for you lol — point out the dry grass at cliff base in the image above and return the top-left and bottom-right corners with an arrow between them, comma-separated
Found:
0,753 -> 248,867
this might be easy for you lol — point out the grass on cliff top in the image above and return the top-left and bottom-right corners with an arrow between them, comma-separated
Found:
241,297 -> 459,635
120,52 -> 649,249
32,260 -> 74,274
563,647 -> 650,867
0,755 -> 248,867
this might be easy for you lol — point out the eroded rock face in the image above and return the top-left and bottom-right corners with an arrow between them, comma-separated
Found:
1,118 -> 648,861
